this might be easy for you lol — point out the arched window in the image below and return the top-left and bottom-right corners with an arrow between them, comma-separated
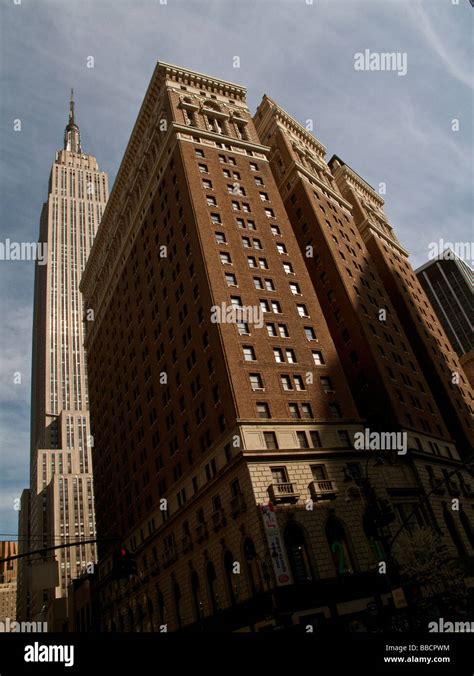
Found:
190,570 -> 203,622
459,509 -> 474,548
173,581 -> 182,628
284,522 -> 313,584
157,588 -> 165,628
135,603 -> 144,632
206,561 -> 219,614
443,504 -> 467,556
146,596 -> 154,632
243,538 -> 262,596
127,606 -> 134,632
233,115 -> 249,141
223,550 -> 237,604
326,516 -> 356,576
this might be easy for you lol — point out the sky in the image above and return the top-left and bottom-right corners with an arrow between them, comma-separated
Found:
0,0 -> 472,540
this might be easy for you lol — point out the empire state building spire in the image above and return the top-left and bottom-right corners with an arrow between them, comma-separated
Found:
64,88 -> 82,153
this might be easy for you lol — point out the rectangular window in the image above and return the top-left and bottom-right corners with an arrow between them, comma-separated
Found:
243,346 -> 256,361
230,296 -> 242,307
266,323 -> 277,337
271,465 -> 287,481
297,431 -> 309,449
237,322 -> 250,335
289,282 -> 301,295
297,304 -> 309,317
220,252 -> 232,265
338,431 -> 351,446
311,465 -> 327,481
257,402 -> 271,419
281,375 -> 292,391
304,327 -> 317,341
265,434 -> 279,450
320,376 -> 334,392
312,351 -> 324,365
310,431 -> 322,448
225,273 -> 237,286
264,279 -> 275,291
289,403 -> 300,419
273,348 -> 284,363
249,373 -> 264,390
294,375 -> 305,391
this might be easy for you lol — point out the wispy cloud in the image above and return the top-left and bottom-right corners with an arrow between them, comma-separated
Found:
404,2 -> 473,90
0,0 -> 472,538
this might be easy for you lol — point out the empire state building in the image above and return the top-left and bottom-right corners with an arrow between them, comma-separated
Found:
19,93 -> 109,628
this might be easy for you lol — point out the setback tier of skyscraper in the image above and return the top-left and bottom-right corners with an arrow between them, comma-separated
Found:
17,94 -> 109,630
79,64 -> 473,632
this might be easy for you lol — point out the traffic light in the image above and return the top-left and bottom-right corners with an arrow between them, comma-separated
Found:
112,546 -> 137,579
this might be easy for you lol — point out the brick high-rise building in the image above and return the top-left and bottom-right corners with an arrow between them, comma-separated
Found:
254,96 -> 473,592
254,97 -> 466,456
81,64 -> 474,632
19,93 -> 109,629
0,541 -> 18,626
329,157 -> 473,459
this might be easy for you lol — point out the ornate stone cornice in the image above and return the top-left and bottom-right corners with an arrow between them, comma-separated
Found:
81,63 -> 257,347
332,161 -> 385,209
81,62 -> 165,299
256,94 -> 326,160
159,61 -> 247,101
